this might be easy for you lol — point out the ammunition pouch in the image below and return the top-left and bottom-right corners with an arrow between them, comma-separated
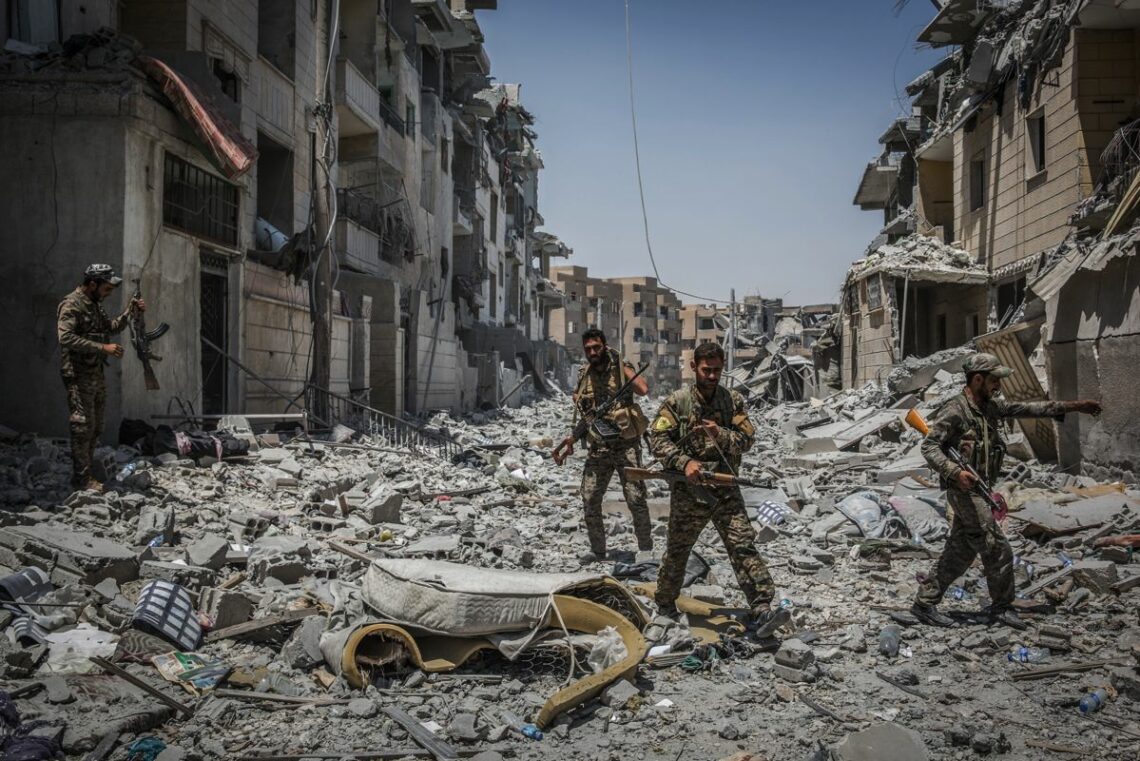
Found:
612,404 -> 650,440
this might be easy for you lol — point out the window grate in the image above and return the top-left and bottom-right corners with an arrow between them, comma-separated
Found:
163,153 -> 239,246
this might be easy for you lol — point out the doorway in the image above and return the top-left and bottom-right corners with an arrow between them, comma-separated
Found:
200,251 -> 229,415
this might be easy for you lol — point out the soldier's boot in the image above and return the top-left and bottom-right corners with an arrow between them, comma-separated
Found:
747,605 -> 791,639
988,605 -> 1027,630
910,602 -> 955,628
655,599 -> 680,621
578,549 -> 610,565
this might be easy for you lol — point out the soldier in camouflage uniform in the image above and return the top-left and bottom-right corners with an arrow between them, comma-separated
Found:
912,353 -> 1101,629
649,342 -> 788,636
57,264 -> 145,492
572,328 -> 653,562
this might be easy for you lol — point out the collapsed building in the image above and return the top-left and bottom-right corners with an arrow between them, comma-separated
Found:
0,0 -> 571,441
842,0 -> 1140,478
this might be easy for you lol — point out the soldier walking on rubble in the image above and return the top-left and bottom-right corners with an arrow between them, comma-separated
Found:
649,342 -> 789,637
572,328 -> 655,563
911,353 -> 1102,630
57,264 -> 145,492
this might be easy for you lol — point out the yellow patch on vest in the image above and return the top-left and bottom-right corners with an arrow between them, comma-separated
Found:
652,416 -> 673,432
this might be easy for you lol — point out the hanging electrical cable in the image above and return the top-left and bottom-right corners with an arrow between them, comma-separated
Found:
624,0 -> 732,305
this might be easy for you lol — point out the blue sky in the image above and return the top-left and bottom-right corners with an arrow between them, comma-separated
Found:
478,0 -> 944,305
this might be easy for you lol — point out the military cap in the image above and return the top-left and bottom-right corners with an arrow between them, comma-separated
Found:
963,352 -> 1013,378
84,263 -> 123,286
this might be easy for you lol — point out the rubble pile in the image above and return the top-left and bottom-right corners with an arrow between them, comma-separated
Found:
0,368 -> 1137,760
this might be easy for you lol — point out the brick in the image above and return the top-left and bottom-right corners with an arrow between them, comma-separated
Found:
139,560 -> 216,590
199,587 -> 254,629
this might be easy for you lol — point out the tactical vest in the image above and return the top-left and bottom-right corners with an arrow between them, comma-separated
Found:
575,350 -> 648,445
946,394 -> 1007,484
667,385 -> 741,472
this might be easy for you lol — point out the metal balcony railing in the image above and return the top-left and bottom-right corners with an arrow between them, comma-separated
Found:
305,384 -> 463,460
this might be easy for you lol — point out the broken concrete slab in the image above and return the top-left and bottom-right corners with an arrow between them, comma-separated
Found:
0,524 -> 137,585
833,722 -> 928,761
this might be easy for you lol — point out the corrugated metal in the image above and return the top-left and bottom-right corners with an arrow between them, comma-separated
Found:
975,327 -> 1055,461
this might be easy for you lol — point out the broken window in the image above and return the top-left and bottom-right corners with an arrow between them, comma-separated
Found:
970,157 -> 986,211
256,132 -> 294,237
633,327 -> 644,342
489,192 -> 498,241
258,1 -> 296,78
1027,110 -> 1046,175
212,59 -> 241,104
865,274 -> 882,311
996,276 -> 1027,326
163,153 -> 239,246
659,306 -> 668,319
699,318 -> 715,331
633,303 -> 644,317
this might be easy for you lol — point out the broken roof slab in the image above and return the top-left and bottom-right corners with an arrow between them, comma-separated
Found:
853,157 -> 899,210
917,0 -> 992,47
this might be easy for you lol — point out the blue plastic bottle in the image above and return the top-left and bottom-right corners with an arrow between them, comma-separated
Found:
1078,688 -> 1109,714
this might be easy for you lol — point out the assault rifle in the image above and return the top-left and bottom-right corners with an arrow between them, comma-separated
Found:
129,280 -> 169,391
623,467 -> 772,489
623,467 -> 772,508
904,409 -> 1008,521
551,362 -> 649,465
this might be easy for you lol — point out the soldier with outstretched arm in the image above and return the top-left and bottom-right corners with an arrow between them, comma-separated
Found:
648,341 -> 788,637
911,353 -> 1102,629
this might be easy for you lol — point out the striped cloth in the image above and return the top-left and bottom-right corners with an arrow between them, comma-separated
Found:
755,500 -> 792,526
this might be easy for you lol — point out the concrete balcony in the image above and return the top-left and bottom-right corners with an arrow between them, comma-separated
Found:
453,199 -> 473,236
336,58 -> 380,137
257,58 -> 295,141
335,217 -> 381,276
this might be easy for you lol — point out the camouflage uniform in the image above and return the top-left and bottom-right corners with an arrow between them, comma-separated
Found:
57,287 -> 130,487
575,353 -> 653,554
915,392 -> 1069,609
649,384 -> 774,610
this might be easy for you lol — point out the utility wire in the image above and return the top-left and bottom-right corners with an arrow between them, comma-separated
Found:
623,0 -> 731,306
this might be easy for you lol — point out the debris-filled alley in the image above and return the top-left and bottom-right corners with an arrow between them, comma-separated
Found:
2,1 -> 1140,760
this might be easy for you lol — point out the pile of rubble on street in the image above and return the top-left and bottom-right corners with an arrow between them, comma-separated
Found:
0,363 -> 1137,761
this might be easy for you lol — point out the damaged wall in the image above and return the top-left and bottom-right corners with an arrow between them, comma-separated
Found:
1046,253 -> 1140,478
954,31 -> 1083,273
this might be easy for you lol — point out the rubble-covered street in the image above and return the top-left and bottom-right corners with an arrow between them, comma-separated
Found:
0,354 -> 1136,760
4,0 -> 1140,759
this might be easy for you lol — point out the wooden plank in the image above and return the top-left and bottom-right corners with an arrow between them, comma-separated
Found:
382,705 -> 459,761
205,608 -> 322,643
1010,657 -> 1130,681
1021,565 -> 1074,597
212,689 -> 350,706
89,656 -> 194,717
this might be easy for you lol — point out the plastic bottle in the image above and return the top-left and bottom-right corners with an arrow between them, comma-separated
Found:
1057,551 -> 1073,569
501,710 -> 543,740
779,598 -> 794,611
1078,688 -> 1109,714
1006,647 -> 1050,664
878,625 -> 901,658
116,462 -> 137,481
949,585 -> 967,601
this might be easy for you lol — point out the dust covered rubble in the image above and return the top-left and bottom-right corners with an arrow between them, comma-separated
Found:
0,377 -> 1137,761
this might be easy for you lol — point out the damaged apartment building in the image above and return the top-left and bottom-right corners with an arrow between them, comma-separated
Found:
547,266 -> 683,392
842,0 -> 1140,477
0,0 -> 570,439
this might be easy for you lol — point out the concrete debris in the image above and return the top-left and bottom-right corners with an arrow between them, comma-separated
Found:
0,357 -> 1135,760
